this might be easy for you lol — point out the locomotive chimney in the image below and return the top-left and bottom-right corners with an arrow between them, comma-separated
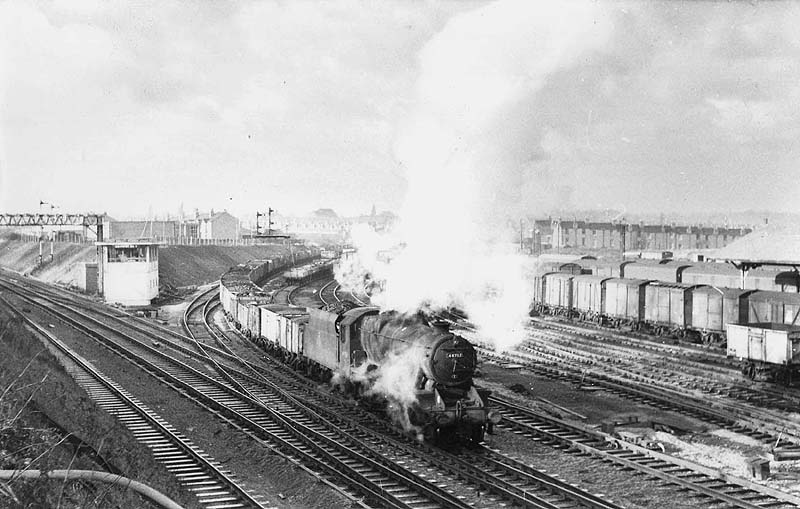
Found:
430,320 -> 450,333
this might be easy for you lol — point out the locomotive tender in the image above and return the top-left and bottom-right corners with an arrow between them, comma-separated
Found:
220,261 -> 497,443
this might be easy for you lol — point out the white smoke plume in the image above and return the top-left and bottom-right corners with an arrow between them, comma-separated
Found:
339,343 -> 427,435
338,1 -> 612,351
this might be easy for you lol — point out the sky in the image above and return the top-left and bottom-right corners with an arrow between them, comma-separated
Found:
1,0 -> 799,220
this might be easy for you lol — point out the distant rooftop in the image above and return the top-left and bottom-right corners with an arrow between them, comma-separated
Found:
96,240 -> 162,246
711,224 -> 800,265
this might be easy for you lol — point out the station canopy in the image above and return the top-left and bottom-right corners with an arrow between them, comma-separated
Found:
711,223 -> 800,267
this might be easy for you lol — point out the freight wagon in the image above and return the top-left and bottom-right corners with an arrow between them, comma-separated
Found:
537,272 -> 574,316
233,296 -> 271,333
682,264 -> 800,293
530,260 -> 800,361
623,261 -> 693,283
643,282 -> 695,336
602,278 -> 648,327
571,275 -> 609,321
690,287 -> 752,345
727,323 -> 800,382
746,291 -> 800,326
576,259 -> 631,278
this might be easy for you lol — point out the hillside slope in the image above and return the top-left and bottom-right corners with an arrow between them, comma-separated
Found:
0,239 -> 295,291
157,245 -> 292,288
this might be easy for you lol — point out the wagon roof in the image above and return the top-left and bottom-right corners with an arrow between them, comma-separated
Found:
258,304 -> 307,314
605,278 -> 650,286
683,264 -> 787,277
734,322 -> 800,333
572,274 -> 613,282
543,272 -> 575,279
577,259 -> 622,268
646,281 -> 695,289
746,290 -> 800,303
627,260 -> 693,268
691,286 -> 754,297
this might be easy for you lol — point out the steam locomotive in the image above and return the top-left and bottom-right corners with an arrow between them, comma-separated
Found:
220,262 -> 499,444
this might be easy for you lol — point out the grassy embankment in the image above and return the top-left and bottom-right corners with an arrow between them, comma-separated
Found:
0,306 -> 198,508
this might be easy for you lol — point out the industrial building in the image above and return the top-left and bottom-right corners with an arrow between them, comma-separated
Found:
105,210 -> 241,242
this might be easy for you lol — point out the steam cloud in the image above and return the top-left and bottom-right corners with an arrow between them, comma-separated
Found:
337,1 -> 612,351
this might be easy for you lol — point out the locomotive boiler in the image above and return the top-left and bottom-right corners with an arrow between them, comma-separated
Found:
356,313 -> 494,442
359,313 -> 477,387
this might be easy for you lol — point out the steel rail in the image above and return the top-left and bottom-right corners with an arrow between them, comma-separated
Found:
529,320 -> 800,410
490,396 -> 800,509
474,341 -> 800,446
525,328 -> 800,413
2,283 -> 461,509
197,291 -> 625,509
1,296 -> 267,509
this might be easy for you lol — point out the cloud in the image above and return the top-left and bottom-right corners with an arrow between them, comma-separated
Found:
0,1 -> 467,216
1,0 -> 799,218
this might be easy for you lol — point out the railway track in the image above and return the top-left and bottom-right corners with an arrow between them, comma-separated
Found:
440,309 -> 800,450
269,284 -> 299,305
318,279 -> 340,308
302,280 -> 800,506
196,286 -> 626,509
473,338 -> 800,449
490,395 -> 800,509
2,282 -> 464,508
531,317 -> 800,404
515,325 -> 800,445
318,277 -> 370,308
525,327 -> 800,412
10,272 -> 799,508
3,278 -> 627,509
0,296 -> 267,509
